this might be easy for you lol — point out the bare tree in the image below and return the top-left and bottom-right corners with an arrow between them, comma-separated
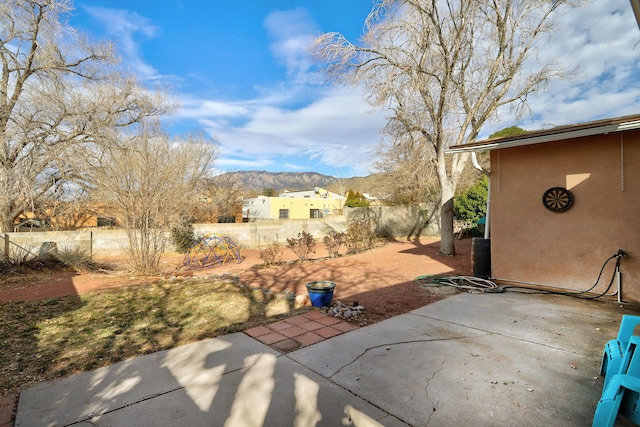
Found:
373,134 -> 439,207
0,0 -> 166,232
90,126 -> 217,274
314,0 -> 572,254
198,173 -> 244,222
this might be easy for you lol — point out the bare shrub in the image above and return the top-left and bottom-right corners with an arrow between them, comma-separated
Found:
55,246 -> 88,267
90,127 -> 216,274
54,246 -> 107,272
323,231 -> 345,258
0,245 -> 108,275
286,231 -> 316,261
345,219 -> 376,254
260,240 -> 283,266
1,243 -> 32,266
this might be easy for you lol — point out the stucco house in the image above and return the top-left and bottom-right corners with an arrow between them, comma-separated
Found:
243,187 -> 345,221
448,113 -> 640,303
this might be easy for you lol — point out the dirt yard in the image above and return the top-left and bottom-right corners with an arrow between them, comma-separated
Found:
0,237 -> 473,426
0,237 -> 472,323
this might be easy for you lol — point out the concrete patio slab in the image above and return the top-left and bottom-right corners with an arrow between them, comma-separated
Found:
15,292 -> 640,426
288,292 -> 640,426
15,332 -> 401,427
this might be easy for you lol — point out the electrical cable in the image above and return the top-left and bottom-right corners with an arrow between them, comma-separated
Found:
578,254 -> 622,300
415,250 -> 626,300
501,253 -> 620,299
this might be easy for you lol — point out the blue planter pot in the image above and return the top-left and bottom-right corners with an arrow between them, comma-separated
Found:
305,281 -> 336,307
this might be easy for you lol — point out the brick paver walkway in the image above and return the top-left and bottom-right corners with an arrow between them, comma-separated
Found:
245,310 -> 360,353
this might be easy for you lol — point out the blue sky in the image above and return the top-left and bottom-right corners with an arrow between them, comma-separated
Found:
70,0 -> 640,177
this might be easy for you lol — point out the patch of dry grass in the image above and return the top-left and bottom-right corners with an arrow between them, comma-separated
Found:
0,277 -> 307,396
0,252 -> 114,290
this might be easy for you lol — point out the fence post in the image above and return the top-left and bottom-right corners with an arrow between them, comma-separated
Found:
3,234 -> 8,262
252,222 -> 258,248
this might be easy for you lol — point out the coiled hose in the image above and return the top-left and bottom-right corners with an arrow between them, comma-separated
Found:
415,275 -> 502,293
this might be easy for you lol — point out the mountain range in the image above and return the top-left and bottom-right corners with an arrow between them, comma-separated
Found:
215,170 -> 380,196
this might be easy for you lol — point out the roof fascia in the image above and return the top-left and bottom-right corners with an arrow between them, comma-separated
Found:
446,118 -> 640,154
632,0 -> 640,29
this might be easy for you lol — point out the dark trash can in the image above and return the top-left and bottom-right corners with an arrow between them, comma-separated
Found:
472,238 -> 491,278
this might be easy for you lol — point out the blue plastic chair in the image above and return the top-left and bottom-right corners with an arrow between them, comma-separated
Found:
593,335 -> 640,426
601,315 -> 640,389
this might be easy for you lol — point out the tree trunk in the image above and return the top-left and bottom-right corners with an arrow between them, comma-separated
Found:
0,203 -> 13,233
437,149 -> 470,255
439,182 -> 456,255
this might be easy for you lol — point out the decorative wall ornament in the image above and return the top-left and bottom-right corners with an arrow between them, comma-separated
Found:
542,187 -> 573,212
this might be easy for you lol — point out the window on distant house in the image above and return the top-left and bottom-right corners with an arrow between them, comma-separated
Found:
97,217 -> 117,227
279,209 -> 289,219
310,209 -> 322,218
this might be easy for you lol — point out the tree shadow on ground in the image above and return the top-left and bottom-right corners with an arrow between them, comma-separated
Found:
336,280 -> 457,324
396,237 -> 473,274
0,275 -> 84,395
236,238 -> 473,323
237,255 -> 409,299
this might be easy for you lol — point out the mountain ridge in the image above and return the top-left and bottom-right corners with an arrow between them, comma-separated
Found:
215,170 -> 379,196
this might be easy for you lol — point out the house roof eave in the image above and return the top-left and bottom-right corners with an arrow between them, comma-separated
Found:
632,0 -> 640,30
446,114 -> 640,154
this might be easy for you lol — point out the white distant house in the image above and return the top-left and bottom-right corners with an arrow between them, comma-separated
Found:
243,187 -> 346,220
362,193 -> 378,203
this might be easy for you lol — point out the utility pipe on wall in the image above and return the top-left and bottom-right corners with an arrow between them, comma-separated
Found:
484,180 -> 491,239
471,152 -> 490,238
492,277 -> 618,297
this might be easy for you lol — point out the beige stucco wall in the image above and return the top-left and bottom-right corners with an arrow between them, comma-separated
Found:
3,206 -> 437,261
267,197 -> 343,219
243,191 -> 344,220
489,130 -> 640,302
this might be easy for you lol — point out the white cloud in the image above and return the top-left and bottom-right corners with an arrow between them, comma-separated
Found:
284,163 -> 309,170
81,5 -> 162,81
176,99 -> 250,119
485,0 -> 640,136
85,1 -> 640,176
215,157 -> 274,170
76,5 -> 382,176
184,85 -> 386,176
263,8 -> 318,83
